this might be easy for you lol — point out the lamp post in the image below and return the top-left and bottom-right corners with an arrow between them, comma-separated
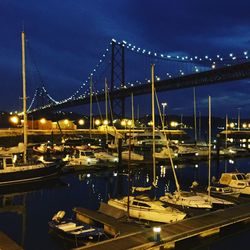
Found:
161,102 -> 167,129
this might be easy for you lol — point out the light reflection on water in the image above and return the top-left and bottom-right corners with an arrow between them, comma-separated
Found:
0,157 -> 249,250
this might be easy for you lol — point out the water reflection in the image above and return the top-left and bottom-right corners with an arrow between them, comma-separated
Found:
0,158 -> 249,250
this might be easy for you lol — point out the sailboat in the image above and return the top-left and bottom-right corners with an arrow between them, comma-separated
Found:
108,65 -> 187,223
159,97 -> 233,209
0,31 -> 62,187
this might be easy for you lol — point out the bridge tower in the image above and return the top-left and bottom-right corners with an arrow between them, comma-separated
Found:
35,87 -> 47,109
110,41 -> 125,118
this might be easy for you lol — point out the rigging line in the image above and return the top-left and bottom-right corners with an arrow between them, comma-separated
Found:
92,81 -> 103,121
154,88 -> 180,193
26,41 -> 47,87
106,83 -> 114,125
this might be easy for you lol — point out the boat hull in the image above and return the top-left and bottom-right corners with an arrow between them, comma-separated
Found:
0,162 -> 61,186
108,198 -> 186,223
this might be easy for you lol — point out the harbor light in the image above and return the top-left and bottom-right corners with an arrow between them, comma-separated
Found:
78,119 -> 85,125
64,119 -> 69,125
95,119 -> 101,126
170,121 -> 178,127
103,119 -> 109,125
9,115 -> 19,125
40,118 -> 46,124
153,226 -> 161,242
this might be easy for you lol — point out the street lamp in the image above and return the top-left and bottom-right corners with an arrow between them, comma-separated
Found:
9,115 -> 19,126
161,102 -> 167,129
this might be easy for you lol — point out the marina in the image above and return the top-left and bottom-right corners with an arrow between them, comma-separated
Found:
0,155 -> 250,249
1,2 -> 250,249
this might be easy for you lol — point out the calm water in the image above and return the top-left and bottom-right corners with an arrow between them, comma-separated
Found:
0,157 -> 249,250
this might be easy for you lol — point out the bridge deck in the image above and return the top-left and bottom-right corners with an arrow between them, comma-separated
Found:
74,202 -> 250,250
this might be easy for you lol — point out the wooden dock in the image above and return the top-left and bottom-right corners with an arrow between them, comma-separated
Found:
74,202 -> 250,250
0,231 -> 23,250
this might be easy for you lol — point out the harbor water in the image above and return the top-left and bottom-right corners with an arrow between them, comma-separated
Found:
0,157 -> 249,250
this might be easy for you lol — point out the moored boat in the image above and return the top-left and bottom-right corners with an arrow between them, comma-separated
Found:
160,191 -> 213,209
108,195 -> 186,223
0,155 -> 62,186
64,150 -> 99,167
48,211 -> 106,243
219,172 -> 250,196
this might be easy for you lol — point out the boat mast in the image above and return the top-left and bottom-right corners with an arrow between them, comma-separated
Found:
89,75 -> 93,137
105,78 -> 108,144
193,87 -> 197,144
208,96 -> 211,198
225,114 -> 228,148
21,31 -> 27,163
151,64 -> 156,186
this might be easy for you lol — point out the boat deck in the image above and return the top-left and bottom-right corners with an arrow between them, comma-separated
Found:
0,231 -> 23,250
73,202 -> 250,250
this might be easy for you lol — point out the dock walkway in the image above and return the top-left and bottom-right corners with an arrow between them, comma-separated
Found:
74,202 -> 250,250
0,231 -> 23,250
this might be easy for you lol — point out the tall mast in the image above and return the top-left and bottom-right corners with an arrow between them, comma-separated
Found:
193,87 -> 197,144
89,75 -> 93,137
208,96 -> 211,198
225,114 -> 228,148
21,31 -> 27,163
105,78 -> 108,144
151,64 -> 156,186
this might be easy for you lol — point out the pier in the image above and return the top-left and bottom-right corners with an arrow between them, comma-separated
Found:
0,231 -> 23,250
73,202 -> 250,250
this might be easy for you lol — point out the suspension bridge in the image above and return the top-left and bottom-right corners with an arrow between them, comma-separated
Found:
27,39 -> 250,117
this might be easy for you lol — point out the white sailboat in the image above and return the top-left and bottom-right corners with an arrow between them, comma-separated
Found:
108,195 -> 186,223
160,96 -> 233,209
107,65 -> 186,223
195,96 -> 234,206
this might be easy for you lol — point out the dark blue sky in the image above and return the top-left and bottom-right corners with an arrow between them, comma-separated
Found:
1,0 -> 250,119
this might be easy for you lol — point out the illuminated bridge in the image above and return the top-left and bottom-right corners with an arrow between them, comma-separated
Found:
27,39 -> 250,116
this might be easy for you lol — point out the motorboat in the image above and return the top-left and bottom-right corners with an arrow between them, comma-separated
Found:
160,191 -> 212,209
33,143 -> 51,154
153,146 -> 177,159
219,172 -> 250,196
64,150 -> 99,166
108,195 -> 186,223
0,143 -> 24,155
121,151 -> 144,161
0,154 -> 62,186
48,211 -> 105,243
94,150 -> 118,163
209,183 -> 240,198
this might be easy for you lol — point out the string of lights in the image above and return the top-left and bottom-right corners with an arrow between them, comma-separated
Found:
33,38 -> 250,110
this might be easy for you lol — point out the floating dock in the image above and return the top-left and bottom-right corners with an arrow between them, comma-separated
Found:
73,202 -> 250,250
0,231 -> 23,250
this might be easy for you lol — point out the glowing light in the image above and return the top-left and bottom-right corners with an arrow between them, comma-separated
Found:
40,118 -> 46,124
78,119 -> 84,125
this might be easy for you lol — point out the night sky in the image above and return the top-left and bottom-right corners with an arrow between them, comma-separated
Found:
1,0 -> 250,119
